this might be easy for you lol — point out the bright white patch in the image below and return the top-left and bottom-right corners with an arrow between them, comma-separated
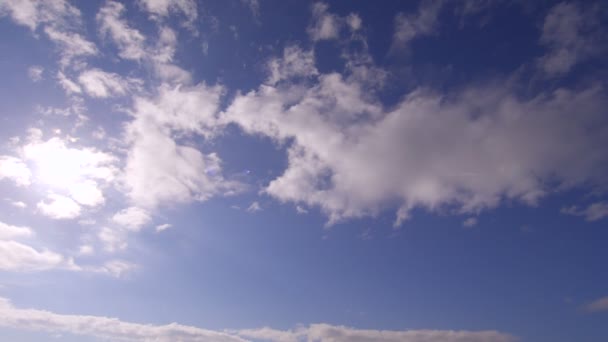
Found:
68,180 -> 105,207
37,194 -> 81,219
22,136 -> 116,208
0,156 -> 31,186
112,207 -> 151,231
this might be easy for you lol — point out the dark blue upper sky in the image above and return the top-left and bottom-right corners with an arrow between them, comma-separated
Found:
0,1 -> 607,341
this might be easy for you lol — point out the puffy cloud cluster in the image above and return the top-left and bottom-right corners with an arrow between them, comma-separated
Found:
226,42 -> 608,225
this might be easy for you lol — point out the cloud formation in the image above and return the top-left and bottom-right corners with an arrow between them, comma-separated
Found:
0,297 -> 515,342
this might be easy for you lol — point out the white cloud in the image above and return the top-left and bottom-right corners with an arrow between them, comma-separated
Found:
296,205 -> 308,214
583,296 -> 608,313
0,221 -> 33,240
0,240 -> 77,272
246,201 -> 262,213
97,1 -> 147,61
0,299 -> 514,342
138,0 -> 198,28
37,194 -> 81,219
463,217 -> 478,228
346,13 -> 362,32
112,207 -> 151,231
122,83 -> 241,209
56,71 -> 82,94
267,46 -> 318,85
225,46 -> 608,226
392,0 -> 444,52
94,259 -> 136,278
9,200 -> 27,209
0,0 -> 81,31
98,227 -> 127,252
155,223 -> 172,232
77,68 -> 140,98
68,180 -> 105,207
0,155 -> 31,186
237,324 -> 515,342
78,244 -> 94,256
561,202 -> 608,222
539,2 -> 606,76
0,296 -> 246,342
43,26 -> 98,67
308,2 -> 340,41
28,65 -> 44,82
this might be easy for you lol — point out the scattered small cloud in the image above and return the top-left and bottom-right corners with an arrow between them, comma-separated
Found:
155,223 -> 172,232
463,217 -> 478,228
247,201 -> 262,213
582,296 -> 608,313
28,65 -> 44,82
561,202 -> 608,222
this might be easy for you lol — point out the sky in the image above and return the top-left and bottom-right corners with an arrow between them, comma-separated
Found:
0,0 -> 607,341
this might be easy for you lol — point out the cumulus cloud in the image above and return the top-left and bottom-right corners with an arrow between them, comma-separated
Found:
123,83 -> 241,209
112,207 -> 151,231
0,155 -> 32,186
538,2 -> 606,76
561,202 -> 608,222
225,46 -> 608,226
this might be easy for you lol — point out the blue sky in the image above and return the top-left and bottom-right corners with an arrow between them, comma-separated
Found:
0,0 -> 607,341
